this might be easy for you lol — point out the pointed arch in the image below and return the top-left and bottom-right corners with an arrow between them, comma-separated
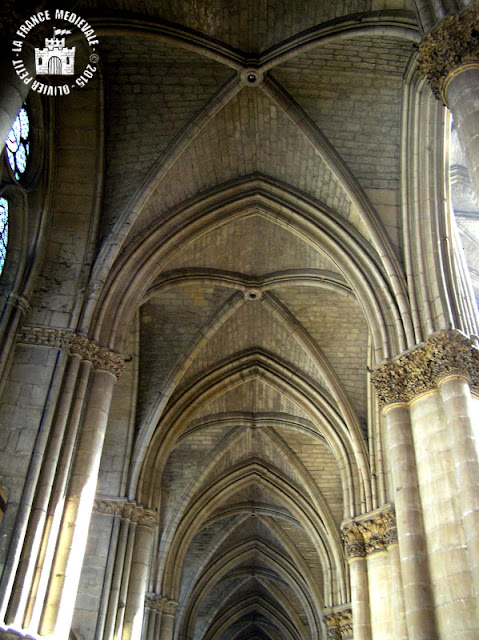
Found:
87,178 -> 409,363
136,350 -> 369,518
178,538 -> 322,640
157,459 -> 347,606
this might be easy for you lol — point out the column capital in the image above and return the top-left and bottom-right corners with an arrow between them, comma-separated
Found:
145,593 -> 167,611
417,1 -> 479,104
1,291 -> 31,315
119,501 -> 159,528
145,595 -> 179,616
357,507 -> 397,554
342,505 -> 397,557
93,497 -> 126,517
16,325 -> 126,378
341,524 -> 366,560
324,606 -> 353,639
371,330 -> 479,409
131,506 -> 159,528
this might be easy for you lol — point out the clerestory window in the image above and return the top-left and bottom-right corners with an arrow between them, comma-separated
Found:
5,106 -> 30,182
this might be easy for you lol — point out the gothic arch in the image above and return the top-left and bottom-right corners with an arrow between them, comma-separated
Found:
157,460 -> 347,606
88,178 -> 411,359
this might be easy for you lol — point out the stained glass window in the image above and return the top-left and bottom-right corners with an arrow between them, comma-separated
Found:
0,198 -> 8,275
5,107 -> 30,181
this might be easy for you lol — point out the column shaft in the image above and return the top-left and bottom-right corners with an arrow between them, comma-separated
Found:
39,369 -> 116,637
410,391 -> 479,637
367,552 -> 392,640
122,518 -> 155,640
388,544 -> 407,640
6,355 -> 87,627
159,613 -> 175,640
115,520 -> 137,640
440,376 -> 479,602
103,515 -> 131,640
383,405 -> 436,639
349,557 -> 371,640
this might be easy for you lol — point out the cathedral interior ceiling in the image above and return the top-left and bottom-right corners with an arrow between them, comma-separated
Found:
74,2 -> 417,638
9,1 -> 479,639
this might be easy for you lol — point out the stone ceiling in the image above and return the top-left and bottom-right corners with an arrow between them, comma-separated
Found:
76,1 -> 424,638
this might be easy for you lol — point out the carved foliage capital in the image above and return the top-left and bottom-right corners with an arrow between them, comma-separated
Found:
371,331 -> 479,408
132,506 -> 158,528
145,594 -> 167,611
123,502 -> 158,528
17,325 -> 125,378
343,506 -> 397,557
341,526 -> 366,560
3,292 -> 31,315
162,599 -> 180,616
324,607 -> 353,640
358,508 -> 397,554
145,596 -> 179,615
93,498 -> 126,517
417,1 -> 479,103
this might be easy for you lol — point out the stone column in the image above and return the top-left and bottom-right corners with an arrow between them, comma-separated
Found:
144,595 -> 166,640
371,396 -> 436,639
6,352 -> 88,629
92,498 -> 127,640
0,329 -> 124,638
357,508 -> 396,640
411,388 -> 479,637
342,526 -> 371,640
38,342 -> 124,638
385,512 -> 407,640
121,507 -> 158,640
158,599 -> 179,640
114,508 -> 137,640
324,606 -> 353,640
372,330 -> 479,638
417,1 -> 479,197
103,505 -> 135,640
440,375 -> 479,601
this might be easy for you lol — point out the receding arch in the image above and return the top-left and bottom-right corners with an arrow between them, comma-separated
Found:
154,421 -> 342,599
177,511 -> 326,624
158,460 -> 346,606
131,275 -> 369,512
137,350 -> 368,514
179,538 -> 322,640
194,579 -> 310,640
136,352 -> 367,520
87,178 -> 408,367
202,595 -> 305,640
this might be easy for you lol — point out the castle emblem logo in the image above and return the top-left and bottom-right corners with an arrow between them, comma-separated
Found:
35,29 -> 76,76
11,10 -> 100,96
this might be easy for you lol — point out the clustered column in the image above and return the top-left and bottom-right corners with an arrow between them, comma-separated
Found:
121,507 -> 158,640
143,596 -> 179,640
100,502 -> 159,640
372,330 -> 479,639
342,506 -> 400,640
0,326 -> 125,640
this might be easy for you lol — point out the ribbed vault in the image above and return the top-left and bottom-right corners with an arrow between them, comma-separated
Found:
77,2 -> 425,639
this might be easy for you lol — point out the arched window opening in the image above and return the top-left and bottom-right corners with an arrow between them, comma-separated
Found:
5,106 -> 30,181
0,197 -> 8,276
